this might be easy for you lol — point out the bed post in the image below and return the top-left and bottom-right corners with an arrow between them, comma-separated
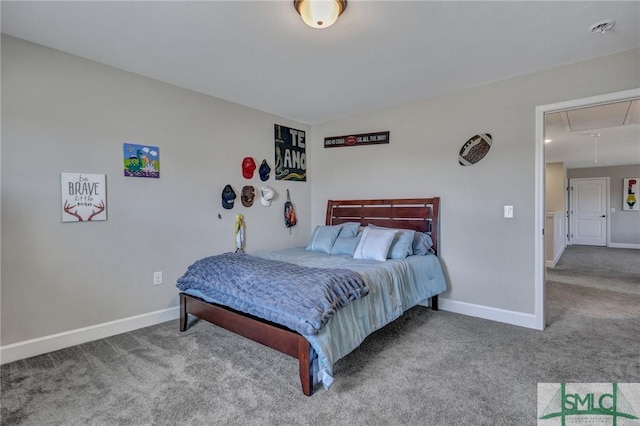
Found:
179,293 -> 188,332
431,295 -> 439,311
298,338 -> 313,396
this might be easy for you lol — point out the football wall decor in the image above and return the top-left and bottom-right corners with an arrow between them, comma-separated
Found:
458,133 -> 492,166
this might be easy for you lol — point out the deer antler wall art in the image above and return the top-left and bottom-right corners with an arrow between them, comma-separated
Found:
61,173 -> 108,222
63,200 -> 106,221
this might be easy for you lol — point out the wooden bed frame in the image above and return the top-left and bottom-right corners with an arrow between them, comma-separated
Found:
179,197 -> 440,396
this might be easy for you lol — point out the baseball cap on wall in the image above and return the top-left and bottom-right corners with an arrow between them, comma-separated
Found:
241,185 -> 255,207
259,159 -> 271,181
221,184 -> 236,209
260,186 -> 275,207
242,157 -> 257,179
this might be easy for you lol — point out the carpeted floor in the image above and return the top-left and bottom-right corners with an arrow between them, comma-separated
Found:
546,245 -> 640,295
2,246 -> 639,425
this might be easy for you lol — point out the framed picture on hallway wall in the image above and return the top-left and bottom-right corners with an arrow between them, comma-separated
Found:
623,178 -> 639,211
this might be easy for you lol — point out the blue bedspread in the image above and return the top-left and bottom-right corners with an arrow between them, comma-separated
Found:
176,252 -> 369,335
252,248 -> 448,389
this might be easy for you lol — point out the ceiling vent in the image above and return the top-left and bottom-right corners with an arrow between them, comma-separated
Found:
589,19 -> 615,34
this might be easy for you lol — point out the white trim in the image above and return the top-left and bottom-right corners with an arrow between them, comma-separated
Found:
535,88 -> 640,332
609,242 -> 640,249
438,298 -> 538,329
0,306 -> 180,365
535,102 -> 547,330
545,245 -> 565,268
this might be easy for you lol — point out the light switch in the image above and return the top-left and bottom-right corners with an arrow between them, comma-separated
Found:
504,205 -> 514,218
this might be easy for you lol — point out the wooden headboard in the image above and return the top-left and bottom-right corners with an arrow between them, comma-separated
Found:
325,197 -> 440,255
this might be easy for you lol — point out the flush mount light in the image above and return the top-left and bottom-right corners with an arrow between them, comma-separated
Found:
294,0 -> 347,29
589,19 -> 615,34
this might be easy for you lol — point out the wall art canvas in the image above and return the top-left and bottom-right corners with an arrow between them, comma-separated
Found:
61,172 -> 107,222
623,178 -> 639,211
274,124 -> 306,181
123,143 -> 160,178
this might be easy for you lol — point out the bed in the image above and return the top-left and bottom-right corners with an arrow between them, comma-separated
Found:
178,197 -> 445,396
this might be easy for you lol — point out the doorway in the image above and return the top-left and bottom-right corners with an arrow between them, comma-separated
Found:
535,88 -> 640,330
569,177 -> 609,246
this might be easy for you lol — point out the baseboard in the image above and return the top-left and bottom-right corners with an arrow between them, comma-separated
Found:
608,243 -> 640,249
0,306 -> 180,365
438,298 -> 538,329
545,246 -> 566,268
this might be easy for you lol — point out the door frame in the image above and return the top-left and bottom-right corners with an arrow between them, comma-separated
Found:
568,177 -> 610,247
534,88 -> 640,331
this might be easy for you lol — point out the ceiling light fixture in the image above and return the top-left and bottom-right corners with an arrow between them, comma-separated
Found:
544,139 -> 552,144
294,0 -> 347,29
589,19 -> 615,34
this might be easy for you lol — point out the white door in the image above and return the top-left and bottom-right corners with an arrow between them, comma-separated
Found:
570,178 -> 608,246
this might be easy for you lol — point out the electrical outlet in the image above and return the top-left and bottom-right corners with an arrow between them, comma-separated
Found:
153,271 -> 163,285
504,205 -> 514,219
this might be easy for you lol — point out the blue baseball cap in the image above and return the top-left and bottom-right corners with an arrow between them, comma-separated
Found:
221,184 -> 236,209
259,159 -> 271,181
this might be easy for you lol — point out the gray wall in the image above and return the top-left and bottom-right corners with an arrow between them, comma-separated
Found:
568,164 -> 640,245
1,36 -> 310,345
310,49 -> 640,314
2,34 -> 639,348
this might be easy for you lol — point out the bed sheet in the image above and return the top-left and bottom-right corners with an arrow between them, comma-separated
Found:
252,248 -> 447,389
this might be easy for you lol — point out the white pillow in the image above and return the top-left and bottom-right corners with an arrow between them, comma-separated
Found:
353,227 -> 397,261
368,224 -> 416,259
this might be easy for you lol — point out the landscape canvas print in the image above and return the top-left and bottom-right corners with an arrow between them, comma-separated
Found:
123,143 -> 160,178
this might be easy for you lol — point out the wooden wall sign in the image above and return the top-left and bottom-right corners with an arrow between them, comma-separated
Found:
324,131 -> 390,148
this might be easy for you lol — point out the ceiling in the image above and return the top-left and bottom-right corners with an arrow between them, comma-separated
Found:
2,1 -> 639,169
2,1 -> 639,126
545,99 -> 640,168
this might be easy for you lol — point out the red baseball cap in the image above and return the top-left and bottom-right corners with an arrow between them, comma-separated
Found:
242,157 -> 256,179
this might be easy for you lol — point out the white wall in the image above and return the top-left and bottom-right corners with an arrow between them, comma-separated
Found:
545,162 -> 567,265
568,164 -> 640,247
546,162 -> 566,214
545,212 -> 566,267
310,49 -> 640,322
1,36 -> 310,350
